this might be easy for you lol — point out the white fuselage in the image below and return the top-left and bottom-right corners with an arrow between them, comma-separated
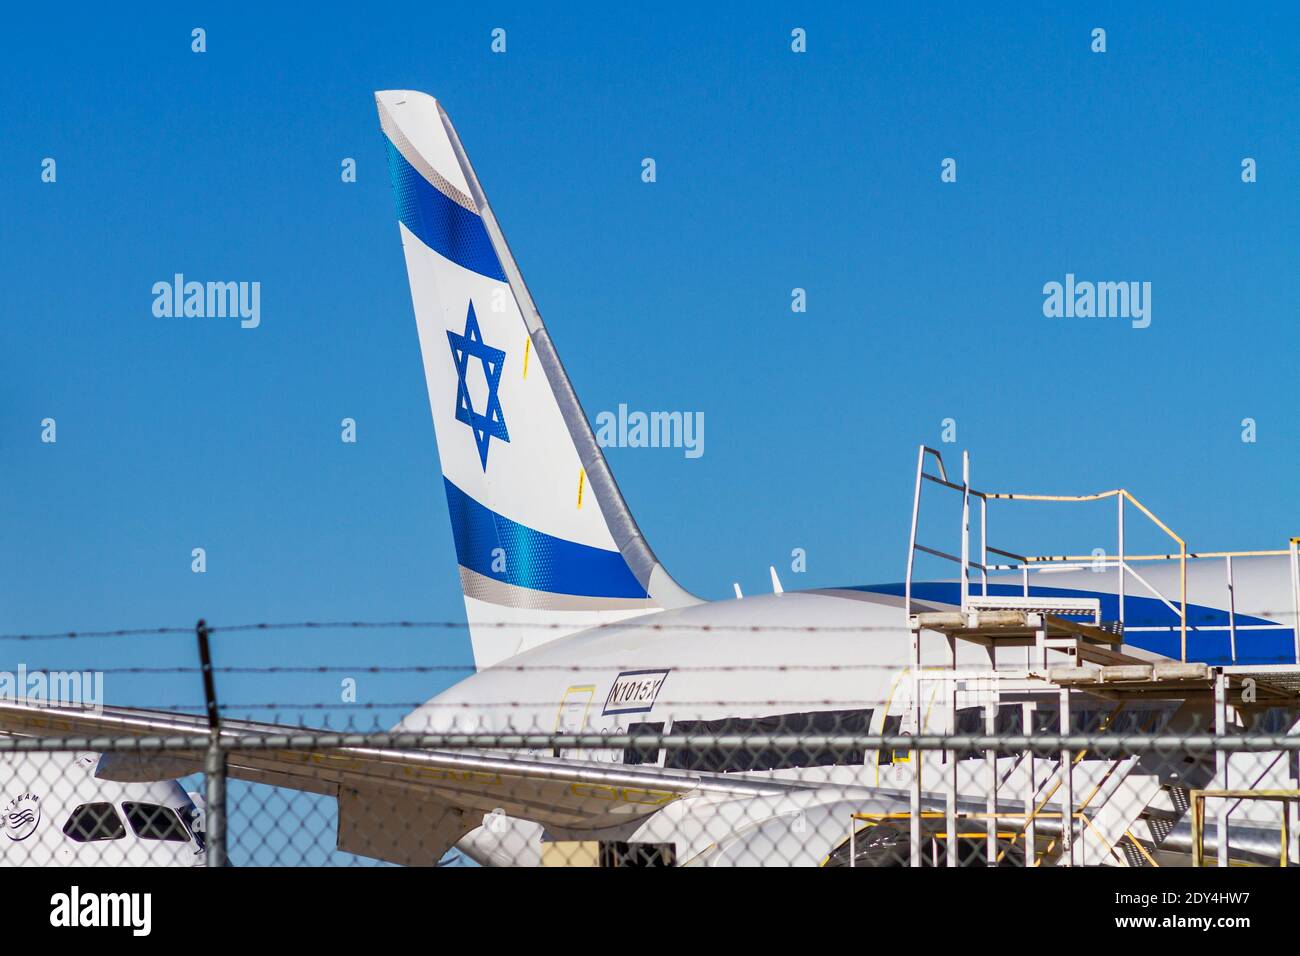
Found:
0,750 -> 203,866
402,559 -> 1298,865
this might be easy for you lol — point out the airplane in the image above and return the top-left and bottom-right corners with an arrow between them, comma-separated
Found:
0,750 -> 204,865
3,90 -> 1297,867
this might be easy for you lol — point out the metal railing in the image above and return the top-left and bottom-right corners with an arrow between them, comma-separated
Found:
904,445 -> 1299,663
1191,788 -> 1299,868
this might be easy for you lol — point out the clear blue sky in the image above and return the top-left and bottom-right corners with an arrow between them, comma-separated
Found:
4,2 -> 1299,726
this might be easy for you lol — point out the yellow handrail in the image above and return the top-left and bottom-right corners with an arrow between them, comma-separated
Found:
1190,789 -> 1300,867
913,449 -> 1200,660
984,488 -> 1188,660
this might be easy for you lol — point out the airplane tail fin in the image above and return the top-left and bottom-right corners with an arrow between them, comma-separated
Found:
376,91 -> 697,670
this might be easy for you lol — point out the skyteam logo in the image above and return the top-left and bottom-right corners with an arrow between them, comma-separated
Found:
447,301 -> 510,470
4,792 -> 40,841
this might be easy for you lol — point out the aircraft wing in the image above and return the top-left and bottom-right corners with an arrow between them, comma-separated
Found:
0,700 -> 799,864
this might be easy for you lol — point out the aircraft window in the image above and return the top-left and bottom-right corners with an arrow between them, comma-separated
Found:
1073,709 -> 1133,760
122,803 -> 190,842
623,722 -> 664,766
995,704 -> 1025,755
1073,710 -> 1105,735
956,704 -> 1024,759
954,706 -> 981,760
1104,710 -> 1143,734
63,803 -> 127,842
1247,707 -> 1294,734
1032,707 -> 1059,735
180,805 -> 206,851
665,709 -> 872,773
1027,707 -> 1159,760
878,714 -> 908,765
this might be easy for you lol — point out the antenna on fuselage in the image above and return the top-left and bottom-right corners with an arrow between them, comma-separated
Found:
769,566 -> 784,595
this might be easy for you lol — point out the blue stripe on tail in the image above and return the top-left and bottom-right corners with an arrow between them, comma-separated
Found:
444,478 -> 648,599
383,137 -> 507,282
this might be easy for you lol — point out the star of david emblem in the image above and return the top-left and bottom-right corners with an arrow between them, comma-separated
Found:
447,301 -> 509,470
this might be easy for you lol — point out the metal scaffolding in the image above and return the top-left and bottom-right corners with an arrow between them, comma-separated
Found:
900,446 -> 1300,867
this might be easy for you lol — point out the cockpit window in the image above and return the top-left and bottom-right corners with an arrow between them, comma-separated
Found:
122,802 -> 190,842
63,802 -> 127,842
180,805 -> 206,851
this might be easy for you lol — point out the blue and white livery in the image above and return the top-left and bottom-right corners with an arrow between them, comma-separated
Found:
377,90 -> 696,670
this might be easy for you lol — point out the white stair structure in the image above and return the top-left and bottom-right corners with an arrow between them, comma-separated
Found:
893,445 -> 1300,866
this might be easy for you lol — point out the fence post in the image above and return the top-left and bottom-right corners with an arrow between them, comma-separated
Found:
1214,669 -> 1229,868
1058,687 -> 1074,866
196,618 -> 227,867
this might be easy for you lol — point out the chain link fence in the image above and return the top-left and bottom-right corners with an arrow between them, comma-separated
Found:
4,725 -> 1299,867
2,619 -> 1298,868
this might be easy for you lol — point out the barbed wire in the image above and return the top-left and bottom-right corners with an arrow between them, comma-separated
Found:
8,661 -> 1112,676
105,697 -> 901,712
0,620 -> 898,642
204,619 -> 914,635
0,625 -> 197,642
2,610 -> 1295,643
